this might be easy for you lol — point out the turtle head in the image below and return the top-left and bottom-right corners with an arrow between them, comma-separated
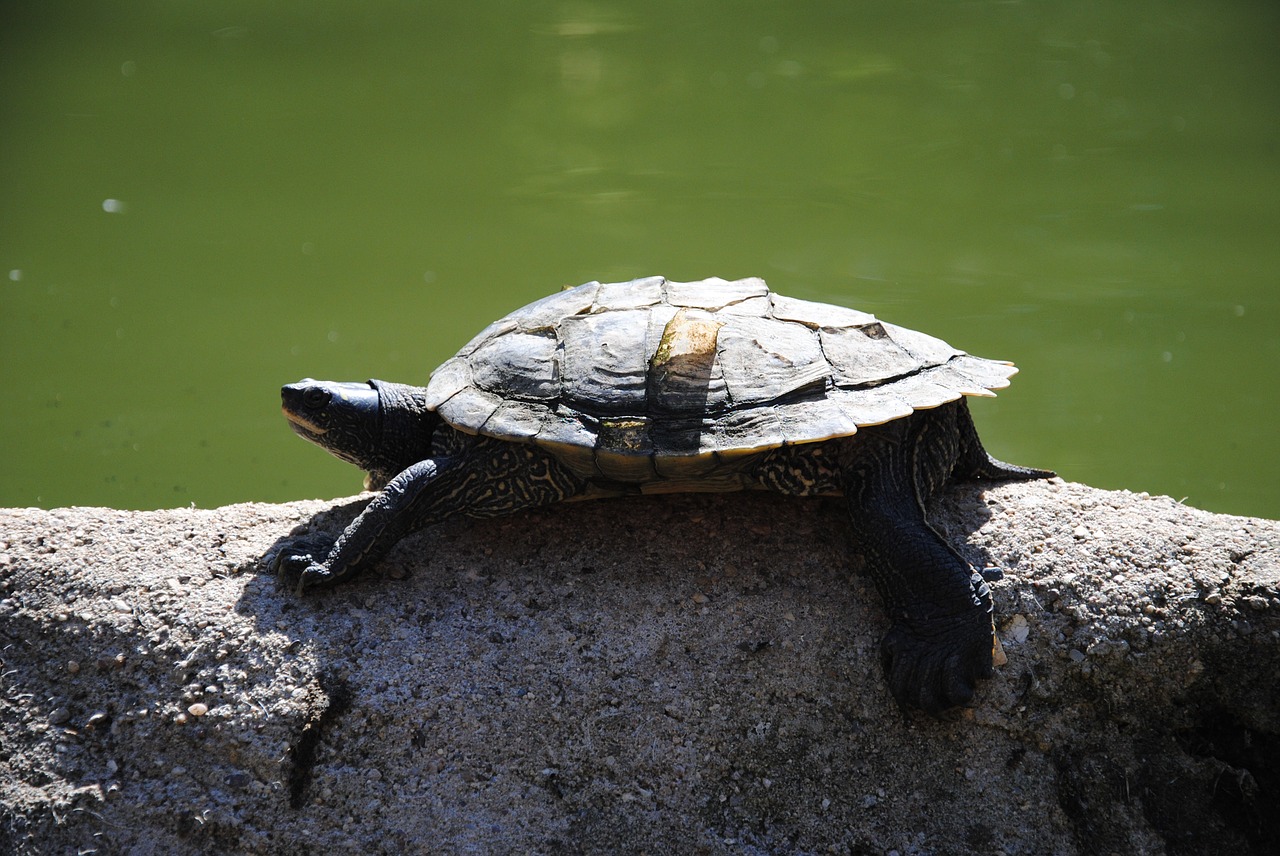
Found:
281,379 -> 437,486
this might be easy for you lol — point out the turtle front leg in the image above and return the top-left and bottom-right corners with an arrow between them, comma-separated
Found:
278,439 -> 588,594
278,458 -> 455,593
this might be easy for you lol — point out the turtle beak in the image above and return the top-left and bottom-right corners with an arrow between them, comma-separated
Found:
281,379 -> 329,437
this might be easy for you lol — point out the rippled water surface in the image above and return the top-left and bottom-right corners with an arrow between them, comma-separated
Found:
2,1 -> 1277,517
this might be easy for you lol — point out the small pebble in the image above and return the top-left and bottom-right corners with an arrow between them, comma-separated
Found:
187,703 -> 209,717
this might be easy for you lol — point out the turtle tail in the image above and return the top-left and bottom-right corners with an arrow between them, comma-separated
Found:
953,399 -> 1055,483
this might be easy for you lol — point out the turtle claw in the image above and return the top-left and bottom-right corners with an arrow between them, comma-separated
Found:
272,552 -> 311,592
271,539 -> 336,595
880,612 -> 995,715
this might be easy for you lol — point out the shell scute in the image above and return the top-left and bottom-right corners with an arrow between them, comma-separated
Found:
591,276 -> 664,311
770,293 -> 876,329
424,357 -> 472,411
881,322 -> 964,366
434,385 -> 502,436
481,400 -> 545,439
831,389 -> 917,427
648,308 -> 729,414
713,406 -> 785,454
819,324 -> 924,388
509,282 -> 600,331
559,310 -> 650,415
950,354 -> 1017,391
468,331 -> 559,401
772,397 -> 859,444
666,276 -> 768,310
649,415 -> 717,458
716,316 -> 829,406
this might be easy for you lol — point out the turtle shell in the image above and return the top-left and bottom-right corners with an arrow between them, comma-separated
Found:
424,276 -> 1018,485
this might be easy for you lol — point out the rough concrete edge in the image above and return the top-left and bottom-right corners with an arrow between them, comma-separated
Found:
0,479 -> 1277,855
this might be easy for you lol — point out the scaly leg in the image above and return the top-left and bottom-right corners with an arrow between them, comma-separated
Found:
278,437 -> 587,593
841,415 -> 997,714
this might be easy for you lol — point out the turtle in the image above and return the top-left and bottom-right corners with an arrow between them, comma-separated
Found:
277,275 -> 1052,713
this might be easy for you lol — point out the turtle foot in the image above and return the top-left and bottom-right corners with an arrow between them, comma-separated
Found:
880,610 -> 995,715
276,554 -> 332,595
271,537 -> 337,594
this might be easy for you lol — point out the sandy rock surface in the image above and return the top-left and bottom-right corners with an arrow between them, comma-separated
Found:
1,479 -> 1277,855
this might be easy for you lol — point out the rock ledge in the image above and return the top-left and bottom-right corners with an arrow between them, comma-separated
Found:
1,480 -> 1277,855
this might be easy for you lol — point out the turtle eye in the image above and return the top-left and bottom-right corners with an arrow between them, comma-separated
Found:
302,388 -> 331,409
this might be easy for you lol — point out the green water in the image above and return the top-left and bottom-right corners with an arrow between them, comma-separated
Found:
2,1 -> 1277,518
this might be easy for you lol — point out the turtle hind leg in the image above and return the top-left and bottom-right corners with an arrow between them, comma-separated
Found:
279,436 -> 587,594
839,416 -> 998,714
847,495 -> 998,714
